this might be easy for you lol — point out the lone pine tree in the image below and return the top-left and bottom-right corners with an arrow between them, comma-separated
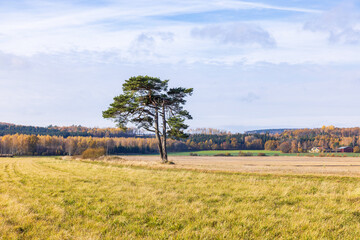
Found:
103,75 -> 193,163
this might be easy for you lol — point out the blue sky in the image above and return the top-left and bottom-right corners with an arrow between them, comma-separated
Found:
1,0 -> 360,132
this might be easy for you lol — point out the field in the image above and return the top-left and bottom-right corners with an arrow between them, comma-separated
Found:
2,157 -> 360,239
122,155 -> 360,176
169,150 -> 282,156
169,150 -> 360,157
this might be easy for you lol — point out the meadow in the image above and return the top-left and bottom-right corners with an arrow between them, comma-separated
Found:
2,157 -> 360,239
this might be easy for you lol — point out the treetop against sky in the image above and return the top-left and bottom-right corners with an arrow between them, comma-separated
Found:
1,0 -> 360,132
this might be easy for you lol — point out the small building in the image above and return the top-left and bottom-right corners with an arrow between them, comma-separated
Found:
337,146 -> 353,153
309,147 -> 322,153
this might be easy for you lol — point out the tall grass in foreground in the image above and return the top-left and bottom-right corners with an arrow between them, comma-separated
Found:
1,157 -> 360,239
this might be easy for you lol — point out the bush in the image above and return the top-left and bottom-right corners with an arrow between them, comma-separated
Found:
214,153 -> 231,156
81,148 -> 106,159
257,153 -> 266,156
189,153 -> 198,156
279,142 -> 291,153
274,153 -> 279,156
238,151 -> 253,157
354,146 -> 360,153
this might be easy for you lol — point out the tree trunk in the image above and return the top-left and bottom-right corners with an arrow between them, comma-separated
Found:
161,104 -> 168,163
154,109 -> 164,161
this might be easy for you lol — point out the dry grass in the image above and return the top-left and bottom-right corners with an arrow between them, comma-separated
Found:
1,157 -> 360,239
119,155 -> 360,177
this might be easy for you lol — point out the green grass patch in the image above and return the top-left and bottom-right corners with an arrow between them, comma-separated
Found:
1,157 -> 360,239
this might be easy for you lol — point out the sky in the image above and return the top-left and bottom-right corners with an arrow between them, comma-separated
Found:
1,0 -> 360,132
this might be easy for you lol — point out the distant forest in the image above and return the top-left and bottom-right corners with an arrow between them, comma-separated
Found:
244,129 -> 296,135
1,123 -> 360,156
0,122 -> 145,138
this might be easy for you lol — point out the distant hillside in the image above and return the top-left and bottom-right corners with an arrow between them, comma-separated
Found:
245,129 -> 296,135
0,122 -> 146,138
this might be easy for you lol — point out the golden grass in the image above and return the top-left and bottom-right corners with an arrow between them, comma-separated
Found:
119,155 -> 360,177
1,157 -> 360,239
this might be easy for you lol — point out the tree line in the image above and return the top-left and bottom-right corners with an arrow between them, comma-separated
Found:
0,122 -> 146,138
0,134 -> 188,156
186,133 -> 275,150
264,126 -> 360,153
187,126 -> 360,153
2,126 -> 360,156
0,132 -> 275,156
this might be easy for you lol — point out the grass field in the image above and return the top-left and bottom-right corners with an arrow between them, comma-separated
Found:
2,157 -> 360,239
169,149 -> 360,157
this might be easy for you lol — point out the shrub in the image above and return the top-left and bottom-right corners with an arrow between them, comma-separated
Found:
274,153 -> 279,156
81,148 -> 106,159
354,146 -> 360,153
189,153 -> 198,156
279,142 -> 291,153
238,151 -> 253,157
214,153 -> 231,156
257,153 -> 266,156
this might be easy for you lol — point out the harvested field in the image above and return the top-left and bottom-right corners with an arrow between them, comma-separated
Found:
119,155 -> 360,177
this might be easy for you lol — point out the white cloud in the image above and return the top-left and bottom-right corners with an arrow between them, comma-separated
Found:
191,23 -> 276,47
240,92 -> 260,103
304,1 -> 360,44
134,33 -> 155,47
0,52 -> 28,69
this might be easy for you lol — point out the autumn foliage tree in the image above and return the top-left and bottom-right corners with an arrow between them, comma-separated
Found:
354,146 -> 360,153
264,140 -> 278,151
279,142 -> 291,153
103,76 -> 193,163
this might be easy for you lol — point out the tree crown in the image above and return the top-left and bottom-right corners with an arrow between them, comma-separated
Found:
103,75 -> 193,140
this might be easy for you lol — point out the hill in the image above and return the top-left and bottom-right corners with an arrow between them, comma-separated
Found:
245,128 -> 296,134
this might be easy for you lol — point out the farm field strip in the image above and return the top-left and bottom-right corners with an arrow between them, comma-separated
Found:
169,150 -> 360,157
122,155 -> 360,177
1,157 -> 360,239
